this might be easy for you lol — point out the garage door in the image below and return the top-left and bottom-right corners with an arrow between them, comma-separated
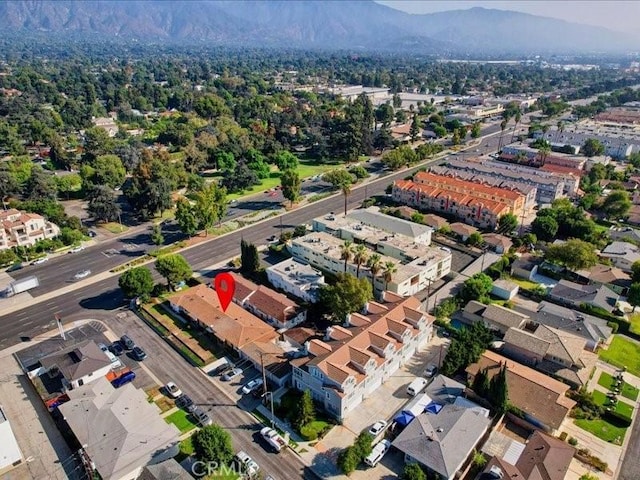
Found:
365,377 -> 382,396
385,360 -> 400,380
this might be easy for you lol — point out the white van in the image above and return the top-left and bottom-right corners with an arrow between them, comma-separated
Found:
364,440 -> 391,467
407,378 -> 428,396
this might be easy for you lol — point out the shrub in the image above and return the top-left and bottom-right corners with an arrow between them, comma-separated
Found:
559,431 -> 568,441
568,436 -> 578,446
607,321 -> 619,334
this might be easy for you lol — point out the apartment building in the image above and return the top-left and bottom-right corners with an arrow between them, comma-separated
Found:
413,171 -> 526,216
313,206 -> 433,246
0,209 -> 60,250
266,258 -> 326,303
289,231 -> 451,297
536,128 -> 637,159
444,158 -> 566,204
501,144 -> 587,170
392,179 -> 512,229
291,292 -> 434,420
429,165 -> 537,212
483,158 -> 579,197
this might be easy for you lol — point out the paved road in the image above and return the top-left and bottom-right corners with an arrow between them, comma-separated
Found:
108,312 -> 318,480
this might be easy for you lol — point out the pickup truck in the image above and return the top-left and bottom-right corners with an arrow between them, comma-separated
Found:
260,427 -> 287,453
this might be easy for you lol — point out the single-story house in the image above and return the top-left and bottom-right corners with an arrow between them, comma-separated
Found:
600,241 -> 640,272
393,405 -> 491,480
449,223 -> 479,242
138,459 -> 191,480
462,300 -> 529,335
467,351 -> 576,433
548,279 -> 619,313
59,377 -> 180,480
610,227 -> 640,244
573,264 -> 630,295
510,254 -> 541,281
480,430 -> 574,480
483,233 -> 513,253
491,279 -> 519,300
39,341 -> 113,391
423,214 -> 450,230
524,301 -> 613,351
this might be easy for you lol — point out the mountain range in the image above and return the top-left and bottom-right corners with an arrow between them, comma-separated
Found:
0,0 -> 635,55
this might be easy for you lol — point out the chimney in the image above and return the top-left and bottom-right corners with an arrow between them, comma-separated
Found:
324,327 -> 334,341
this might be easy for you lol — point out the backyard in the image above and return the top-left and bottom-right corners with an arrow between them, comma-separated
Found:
598,371 -> 640,401
599,336 -> 640,377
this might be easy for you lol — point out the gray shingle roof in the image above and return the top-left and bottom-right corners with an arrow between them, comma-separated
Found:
59,378 -> 180,480
504,328 -> 551,357
482,304 -> 529,329
549,279 -> 619,313
347,207 -> 433,240
392,405 -> 490,478
40,340 -> 111,382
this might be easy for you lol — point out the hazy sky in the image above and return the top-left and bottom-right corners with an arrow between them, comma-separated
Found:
376,1 -> 640,34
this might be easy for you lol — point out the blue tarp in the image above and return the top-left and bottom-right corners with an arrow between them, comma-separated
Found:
394,410 -> 415,427
425,402 -> 443,414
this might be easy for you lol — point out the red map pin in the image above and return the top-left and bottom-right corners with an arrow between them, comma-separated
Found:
214,272 -> 235,312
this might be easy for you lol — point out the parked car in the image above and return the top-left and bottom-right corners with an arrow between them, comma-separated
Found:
191,407 -> 212,427
222,368 -> 243,381
6,263 -> 23,272
111,371 -> 136,388
368,420 -> 388,437
108,342 -> 124,356
242,378 -> 263,395
175,394 -> 195,411
131,346 -> 147,361
260,427 -> 286,453
364,439 -> 391,467
97,343 -> 109,352
424,364 -> 438,378
120,335 -> 135,350
235,451 -> 260,478
87,230 -> 97,238
68,245 -> 85,254
73,269 -> 91,280
164,382 -> 182,398
31,257 -> 49,265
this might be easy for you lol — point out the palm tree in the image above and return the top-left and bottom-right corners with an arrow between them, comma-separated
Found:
382,261 -> 398,292
498,119 -> 507,152
367,253 -> 382,291
341,183 -> 352,216
353,244 -> 369,278
340,240 -> 354,273
539,144 -> 551,166
510,110 -> 522,144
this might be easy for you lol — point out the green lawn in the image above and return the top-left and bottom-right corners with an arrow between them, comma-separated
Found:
101,222 -> 127,234
165,409 -> 198,433
504,275 -> 541,291
629,313 -> 640,336
174,436 -> 194,462
599,336 -> 640,377
226,160 -> 341,201
598,372 -> 640,401
575,417 -> 628,443
592,390 -> 634,421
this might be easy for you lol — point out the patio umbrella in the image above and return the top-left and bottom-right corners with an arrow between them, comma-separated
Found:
394,410 -> 415,427
425,402 -> 443,414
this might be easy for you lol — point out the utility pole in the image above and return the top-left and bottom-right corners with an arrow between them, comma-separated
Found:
260,353 -> 268,398
279,216 -> 283,237
55,314 -> 65,341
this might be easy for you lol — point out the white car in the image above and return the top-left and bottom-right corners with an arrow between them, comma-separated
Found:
235,451 -> 260,477
242,378 -> 263,395
164,382 -> 182,399
68,245 -> 85,254
31,257 -> 49,265
222,368 -> 243,381
368,420 -> 388,437
73,269 -> 91,280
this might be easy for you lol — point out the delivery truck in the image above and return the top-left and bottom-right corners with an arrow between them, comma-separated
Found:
5,276 -> 39,296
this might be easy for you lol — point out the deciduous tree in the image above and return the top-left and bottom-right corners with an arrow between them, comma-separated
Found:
191,424 -> 234,466
87,185 -> 120,222
460,272 -> 493,303
175,199 -> 198,237
320,273 -> 372,323
281,169 -> 301,207
323,169 -> 354,215
545,239 -> 598,271
155,253 -> 192,290
118,266 -> 154,299
240,239 -> 260,275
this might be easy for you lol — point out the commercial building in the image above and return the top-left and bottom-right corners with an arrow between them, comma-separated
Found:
0,406 -> 22,474
266,258 -> 326,303
291,292 -> 434,420
39,341 -> 114,390
289,231 -> 451,297
444,158 -> 567,204
535,128 -> 638,159
59,378 -> 179,480
0,208 -> 60,250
